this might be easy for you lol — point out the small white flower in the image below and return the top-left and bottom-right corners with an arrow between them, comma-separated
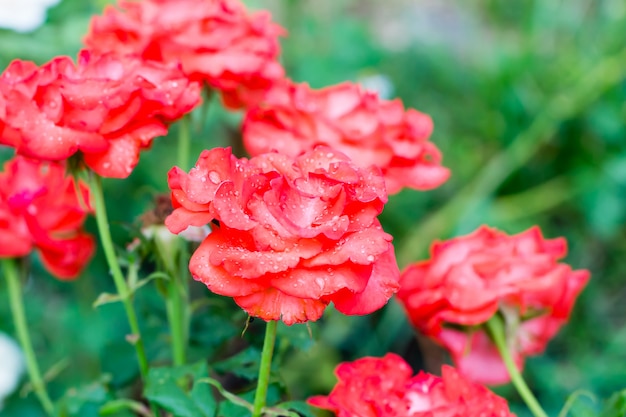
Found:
0,332 -> 24,409
0,0 -> 61,33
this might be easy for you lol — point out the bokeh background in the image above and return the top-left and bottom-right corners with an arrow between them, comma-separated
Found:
1,0 -> 625,416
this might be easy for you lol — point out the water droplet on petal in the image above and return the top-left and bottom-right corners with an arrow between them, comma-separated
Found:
208,171 -> 220,184
315,277 -> 324,290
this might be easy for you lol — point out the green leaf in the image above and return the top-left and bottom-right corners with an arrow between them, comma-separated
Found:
129,271 -> 171,293
92,272 -> 170,308
558,390 -> 598,417
92,292 -> 123,308
277,322 -> 315,352
274,401 -> 317,417
98,399 -> 150,416
144,362 -> 217,417
212,347 -> 262,380
55,379 -> 111,417
599,390 -> 626,417
215,384 -> 281,417
197,378 -> 253,412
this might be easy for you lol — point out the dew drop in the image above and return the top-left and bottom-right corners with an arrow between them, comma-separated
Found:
315,277 -> 324,289
208,171 -> 220,184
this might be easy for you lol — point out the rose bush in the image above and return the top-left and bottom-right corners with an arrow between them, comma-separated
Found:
243,80 -> 450,194
396,225 -> 590,385
308,353 -> 515,417
84,0 -> 285,109
165,146 -> 400,324
0,156 -> 94,279
0,50 -> 200,178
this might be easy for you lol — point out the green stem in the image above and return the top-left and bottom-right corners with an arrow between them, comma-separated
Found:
252,320 -> 278,417
486,315 -> 549,417
177,114 -> 191,171
397,46 -> 626,267
88,173 -> 150,379
165,242 -> 188,366
165,114 -> 193,367
2,259 -> 54,416
489,175 -> 585,222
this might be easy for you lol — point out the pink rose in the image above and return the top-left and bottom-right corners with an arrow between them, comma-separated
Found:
243,80 -> 450,194
308,353 -> 516,417
0,51 -> 200,178
84,0 -> 285,109
166,146 -> 400,324
0,156 -> 94,279
397,225 -> 590,384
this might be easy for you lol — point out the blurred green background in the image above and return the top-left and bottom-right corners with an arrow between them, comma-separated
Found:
1,0 -> 625,416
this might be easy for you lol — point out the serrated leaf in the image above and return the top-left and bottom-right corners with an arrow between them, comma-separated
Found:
144,362 -> 217,417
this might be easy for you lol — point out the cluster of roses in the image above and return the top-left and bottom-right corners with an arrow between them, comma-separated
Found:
0,0 -> 589,416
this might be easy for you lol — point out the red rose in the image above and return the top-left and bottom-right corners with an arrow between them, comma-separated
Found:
0,156 -> 94,279
397,225 -> 590,385
165,146 -> 400,324
0,50 -> 200,178
84,0 -> 285,109
242,80 -> 450,194
308,353 -> 516,417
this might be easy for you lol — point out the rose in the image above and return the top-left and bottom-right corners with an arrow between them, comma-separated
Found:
0,50 -> 200,178
84,0 -> 285,109
242,80 -> 450,194
396,225 -> 590,385
308,353 -> 516,417
0,156 -> 94,279
165,146 -> 400,324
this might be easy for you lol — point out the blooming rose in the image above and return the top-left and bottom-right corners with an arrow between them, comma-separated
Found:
0,156 -> 94,279
84,0 -> 285,109
308,353 -> 515,417
397,225 -> 590,385
0,50 -> 200,178
242,80 -> 450,194
165,146 -> 400,324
